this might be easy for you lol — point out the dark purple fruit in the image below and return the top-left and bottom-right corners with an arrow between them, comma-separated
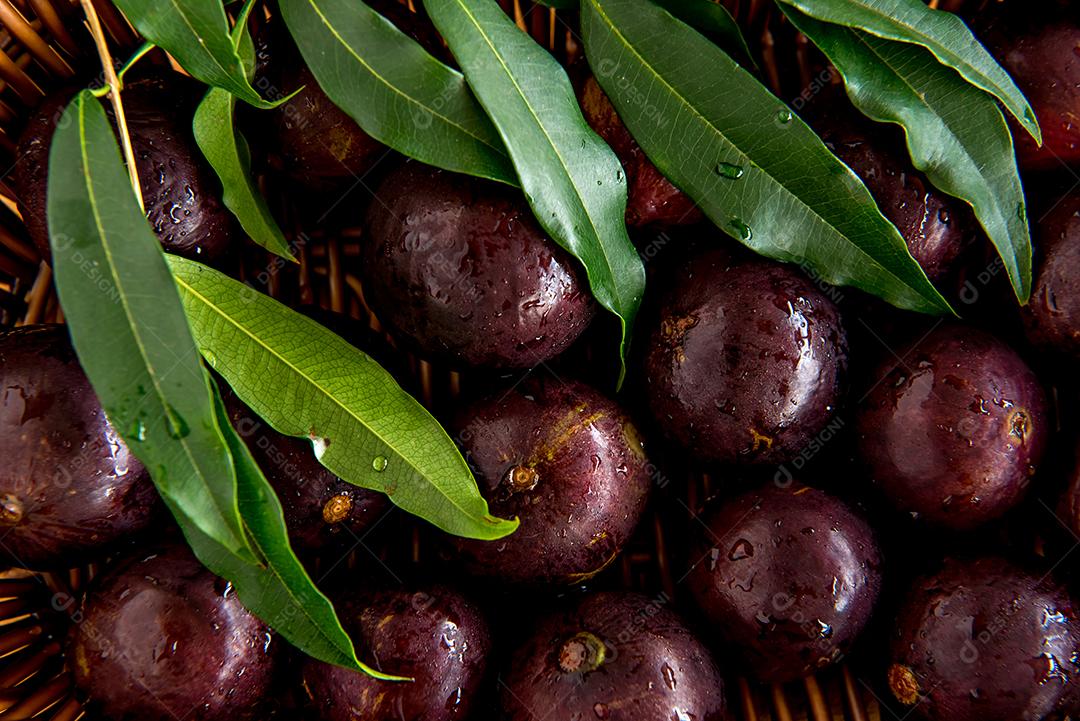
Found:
302,586 -> 491,721
577,74 -> 702,229
687,483 -> 882,682
888,557 -> 1080,721
815,114 -> 974,282
0,325 -> 156,569
500,592 -> 727,721
449,377 -> 651,585
15,74 -> 234,261
361,161 -> 596,369
223,392 -> 389,552
856,324 -> 1048,529
642,248 -> 847,466
70,545 -> 279,721
1022,192 -> 1080,360
978,6 -> 1080,172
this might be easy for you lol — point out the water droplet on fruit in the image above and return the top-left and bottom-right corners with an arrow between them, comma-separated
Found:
715,162 -> 744,180
730,219 -> 753,241
593,702 -> 609,718
372,455 -> 389,472
728,538 -> 754,561
662,663 -> 678,690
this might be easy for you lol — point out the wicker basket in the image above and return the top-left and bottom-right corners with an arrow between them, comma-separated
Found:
0,0 -> 995,718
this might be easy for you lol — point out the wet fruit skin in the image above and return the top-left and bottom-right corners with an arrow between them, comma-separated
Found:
577,74 -> 703,229
856,324 -> 1048,529
888,557 -> 1080,721
977,6 -> 1080,171
15,75 -> 234,261
449,376 -> 651,585
815,114 -> 974,282
642,247 -> 847,466
0,325 -> 156,569
687,483 -> 882,682
302,586 -> 491,721
69,545 -> 279,721
1022,192 -> 1080,360
499,592 -> 727,721
222,390 -> 389,553
361,161 -> 596,369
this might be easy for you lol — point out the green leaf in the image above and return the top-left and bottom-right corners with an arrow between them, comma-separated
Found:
192,7 -> 295,263
784,8 -> 1030,302
278,0 -> 516,185
424,0 -> 646,382
580,0 -> 952,315
650,0 -> 753,64
193,90 -> 295,262
45,90 -> 256,562
169,375 -> 404,679
166,255 -> 519,541
772,0 -> 1041,144
112,0 -> 280,109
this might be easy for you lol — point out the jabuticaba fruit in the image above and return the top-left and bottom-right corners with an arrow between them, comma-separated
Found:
855,324 -> 1048,529
888,557 -> 1080,721
361,161 -> 596,369
815,113 -> 975,282
222,390 -> 389,553
69,545 -> 279,721
499,592 -> 727,721
0,325 -> 157,569
1022,192 -> 1080,360
687,483 -> 882,682
448,376 -> 651,585
302,586 -> 491,721
14,74 -> 234,261
577,74 -> 703,229
642,247 -> 847,466
257,2 -> 443,188
977,3 -> 1080,171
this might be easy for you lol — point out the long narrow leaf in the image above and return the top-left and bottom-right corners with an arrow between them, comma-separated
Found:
278,0 -> 516,185
773,0 -> 1040,143
112,0 -> 279,109
785,8 -> 1031,301
424,0 -> 646,381
166,255 -> 519,541
166,376 -> 404,678
46,90 -> 256,562
580,0 -> 952,314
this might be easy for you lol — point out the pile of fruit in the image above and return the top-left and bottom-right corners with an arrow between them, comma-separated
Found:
1,0 -> 1079,719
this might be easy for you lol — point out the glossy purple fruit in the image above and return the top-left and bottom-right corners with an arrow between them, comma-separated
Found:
15,75 -> 233,261
1023,192 -> 1080,360
361,161 -> 596,369
642,248 -> 847,466
449,377 -> 651,585
0,325 -> 156,569
856,324 -> 1048,529
223,392 -> 388,553
978,4 -> 1080,171
302,586 -> 491,721
816,114 -> 974,282
888,557 -> 1080,721
687,483 -> 882,682
577,74 -> 702,229
500,592 -> 727,721
70,546 -> 279,721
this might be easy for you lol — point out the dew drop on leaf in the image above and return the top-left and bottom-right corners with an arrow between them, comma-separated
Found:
730,218 -> 753,241
715,162 -> 744,180
372,455 -> 389,472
